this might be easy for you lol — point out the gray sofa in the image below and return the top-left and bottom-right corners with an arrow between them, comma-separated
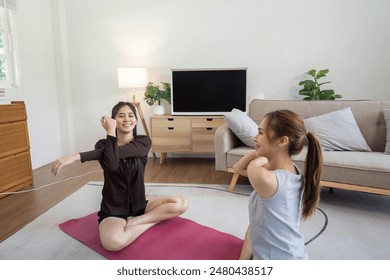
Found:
215,99 -> 390,195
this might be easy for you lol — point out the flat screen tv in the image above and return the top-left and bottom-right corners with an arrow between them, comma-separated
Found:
171,68 -> 247,115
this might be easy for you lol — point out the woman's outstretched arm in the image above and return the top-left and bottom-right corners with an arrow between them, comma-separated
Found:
51,153 -> 81,175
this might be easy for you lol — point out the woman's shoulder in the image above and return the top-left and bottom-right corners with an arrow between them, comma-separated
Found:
273,164 -> 303,180
248,167 -> 278,198
94,137 -> 111,149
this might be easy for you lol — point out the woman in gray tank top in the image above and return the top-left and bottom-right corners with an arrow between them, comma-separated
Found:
233,110 -> 323,260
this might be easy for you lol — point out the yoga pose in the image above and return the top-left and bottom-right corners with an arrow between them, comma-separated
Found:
234,110 -> 323,260
52,101 -> 188,251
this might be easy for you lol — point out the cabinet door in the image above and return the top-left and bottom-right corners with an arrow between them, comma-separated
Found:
0,121 -> 30,158
192,127 -> 219,152
192,117 -> 225,153
192,117 -> 225,128
0,102 -> 27,123
0,151 -> 33,193
152,117 -> 190,127
151,117 -> 191,152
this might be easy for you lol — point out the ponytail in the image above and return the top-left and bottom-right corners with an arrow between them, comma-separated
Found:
302,132 -> 323,220
263,110 -> 323,220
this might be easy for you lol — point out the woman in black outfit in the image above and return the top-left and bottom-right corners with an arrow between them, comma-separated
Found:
52,101 -> 188,251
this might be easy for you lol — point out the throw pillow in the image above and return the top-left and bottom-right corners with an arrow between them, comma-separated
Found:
304,107 -> 371,152
383,109 -> 390,154
224,108 -> 258,148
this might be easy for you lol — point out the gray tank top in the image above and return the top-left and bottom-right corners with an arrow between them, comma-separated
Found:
248,164 -> 308,259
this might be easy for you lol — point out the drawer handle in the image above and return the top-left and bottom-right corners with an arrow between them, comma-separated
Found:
168,127 -> 174,130
206,127 -> 213,130
206,118 -> 213,121
167,118 -> 174,121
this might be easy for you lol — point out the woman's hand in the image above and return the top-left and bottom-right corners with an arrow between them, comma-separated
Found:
51,153 -> 80,176
100,115 -> 116,136
250,156 -> 269,168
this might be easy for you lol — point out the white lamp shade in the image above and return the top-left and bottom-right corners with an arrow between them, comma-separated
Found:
117,67 -> 147,89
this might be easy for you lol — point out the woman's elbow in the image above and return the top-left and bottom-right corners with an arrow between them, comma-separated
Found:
232,164 -> 239,173
233,164 -> 246,177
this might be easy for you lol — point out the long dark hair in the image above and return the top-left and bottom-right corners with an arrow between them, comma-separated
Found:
111,101 -> 138,137
264,110 -> 323,220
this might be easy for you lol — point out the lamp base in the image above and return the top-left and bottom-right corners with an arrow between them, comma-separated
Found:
131,99 -> 156,159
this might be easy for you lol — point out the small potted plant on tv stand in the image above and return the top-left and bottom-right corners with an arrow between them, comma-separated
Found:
144,82 -> 171,115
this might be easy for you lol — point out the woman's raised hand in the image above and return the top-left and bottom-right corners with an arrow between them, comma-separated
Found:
100,115 -> 116,136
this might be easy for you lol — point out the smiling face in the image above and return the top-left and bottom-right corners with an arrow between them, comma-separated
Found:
253,117 -> 279,158
115,105 -> 137,134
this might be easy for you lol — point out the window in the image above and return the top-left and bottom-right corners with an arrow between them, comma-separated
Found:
0,3 -> 18,89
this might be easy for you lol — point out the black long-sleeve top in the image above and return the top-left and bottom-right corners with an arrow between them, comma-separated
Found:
79,135 -> 151,216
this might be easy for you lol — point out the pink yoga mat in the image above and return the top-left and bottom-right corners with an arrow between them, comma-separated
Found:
59,212 -> 243,260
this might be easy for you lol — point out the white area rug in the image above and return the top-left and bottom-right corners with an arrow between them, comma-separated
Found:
0,182 -> 389,260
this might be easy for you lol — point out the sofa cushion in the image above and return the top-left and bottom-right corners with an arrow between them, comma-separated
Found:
304,107 -> 371,152
384,109 -> 390,154
226,146 -> 256,169
292,148 -> 390,172
224,108 -> 257,148
226,146 -> 390,190
291,148 -> 390,189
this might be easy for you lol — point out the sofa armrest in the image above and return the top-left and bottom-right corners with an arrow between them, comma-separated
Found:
214,125 -> 241,171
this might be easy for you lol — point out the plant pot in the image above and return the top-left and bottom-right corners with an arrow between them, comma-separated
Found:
153,105 -> 165,115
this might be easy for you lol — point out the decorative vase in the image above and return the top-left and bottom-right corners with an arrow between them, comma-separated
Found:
153,105 -> 165,115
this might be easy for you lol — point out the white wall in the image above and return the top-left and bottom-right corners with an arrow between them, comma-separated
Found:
64,0 -> 390,152
7,0 -> 390,168
6,0 -> 62,169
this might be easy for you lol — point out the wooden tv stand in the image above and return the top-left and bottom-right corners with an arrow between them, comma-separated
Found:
150,115 -> 225,164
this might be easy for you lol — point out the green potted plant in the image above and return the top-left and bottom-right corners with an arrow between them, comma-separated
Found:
298,69 -> 342,100
144,82 -> 171,115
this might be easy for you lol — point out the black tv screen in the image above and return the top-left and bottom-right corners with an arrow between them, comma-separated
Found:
171,68 -> 247,115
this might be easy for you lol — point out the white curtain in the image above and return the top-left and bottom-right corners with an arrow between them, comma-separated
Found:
0,0 -> 16,12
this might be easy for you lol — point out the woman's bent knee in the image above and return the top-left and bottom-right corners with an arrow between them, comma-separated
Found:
174,196 -> 188,215
99,218 -> 131,251
100,234 -> 129,251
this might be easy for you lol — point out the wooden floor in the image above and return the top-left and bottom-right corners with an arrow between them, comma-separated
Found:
0,157 -> 249,242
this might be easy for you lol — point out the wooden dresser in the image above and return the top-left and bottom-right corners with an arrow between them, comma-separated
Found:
150,115 -> 225,164
0,101 -> 33,198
